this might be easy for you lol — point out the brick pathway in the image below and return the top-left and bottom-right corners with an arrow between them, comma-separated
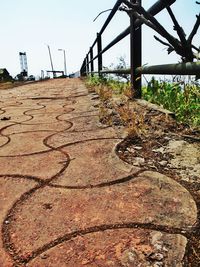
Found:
0,79 -> 197,266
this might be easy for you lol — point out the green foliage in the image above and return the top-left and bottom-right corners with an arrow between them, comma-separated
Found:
85,74 -> 131,95
85,75 -> 107,87
142,77 -> 200,127
85,75 -> 200,127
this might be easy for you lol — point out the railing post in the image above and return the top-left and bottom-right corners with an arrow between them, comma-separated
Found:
86,54 -> 89,75
97,33 -> 103,77
90,47 -> 94,76
81,58 -> 87,76
130,0 -> 142,98
80,61 -> 84,76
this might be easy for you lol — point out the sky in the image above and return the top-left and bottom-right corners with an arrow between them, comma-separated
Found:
0,0 -> 199,78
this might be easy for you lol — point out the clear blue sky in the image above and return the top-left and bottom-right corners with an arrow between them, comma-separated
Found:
0,0 -> 199,78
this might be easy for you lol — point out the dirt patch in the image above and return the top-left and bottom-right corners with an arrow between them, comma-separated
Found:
116,134 -> 200,184
99,96 -> 200,266
27,229 -> 187,267
100,97 -> 200,186
165,140 -> 200,183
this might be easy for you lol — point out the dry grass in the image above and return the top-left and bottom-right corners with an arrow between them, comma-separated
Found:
122,86 -> 132,99
98,85 -> 112,102
85,76 -> 148,138
0,82 -> 14,90
98,90 -> 148,137
116,101 -> 147,137
99,105 -> 113,125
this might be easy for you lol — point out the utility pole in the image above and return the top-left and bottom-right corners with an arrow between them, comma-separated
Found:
46,44 -> 55,78
58,49 -> 67,76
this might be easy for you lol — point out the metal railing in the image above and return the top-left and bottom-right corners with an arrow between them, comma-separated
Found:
80,0 -> 200,98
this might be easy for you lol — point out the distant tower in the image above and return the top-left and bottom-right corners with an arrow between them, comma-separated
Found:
19,52 -> 28,77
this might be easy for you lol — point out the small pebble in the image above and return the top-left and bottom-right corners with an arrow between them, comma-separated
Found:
153,262 -> 163,267
133,157 -> 145,166
159,160 -> 168,167
134,146 -> 143,150
149,252 -> 164,261
41,254 -> 49,259
181,230 -> 186,234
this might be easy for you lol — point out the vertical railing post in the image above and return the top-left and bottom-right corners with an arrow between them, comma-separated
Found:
81,58 -> 87,76
90,47 -> 94,76
130,0 -> 142,98
80,61 -> 84,76
97,33 -> 103,77
86,54 -> 89,75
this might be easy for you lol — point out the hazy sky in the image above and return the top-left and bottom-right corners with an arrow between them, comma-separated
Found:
0,0 -> 199,78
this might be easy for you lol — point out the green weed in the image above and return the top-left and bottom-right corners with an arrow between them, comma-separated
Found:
85,75 -> 200,128
143,77 -> 200,127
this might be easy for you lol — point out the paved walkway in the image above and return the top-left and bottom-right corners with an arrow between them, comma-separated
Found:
0,79 -> 197,266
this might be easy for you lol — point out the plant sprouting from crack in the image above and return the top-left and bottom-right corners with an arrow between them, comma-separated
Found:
116,101 -> 148,137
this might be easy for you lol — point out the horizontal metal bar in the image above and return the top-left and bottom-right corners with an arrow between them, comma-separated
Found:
87,28 -> 130,65
84,0 -> 177,70
46,70 -> 64,73
100,0 -> 176,56
98,69 -> 130,74
122,0 -> 176,15
91,0 -> 123,49
99,0 -> 123,35
137,62 -> 200,75
97,62 -> 200,75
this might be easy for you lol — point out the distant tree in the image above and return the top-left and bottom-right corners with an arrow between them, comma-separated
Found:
120,0 -> 200,62
115,56 -> 130,82
15,73 -> 25,81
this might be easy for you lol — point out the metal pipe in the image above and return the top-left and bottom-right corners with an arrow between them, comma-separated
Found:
63,50 -> 67,76
81,58 -> 87,76
91,0 -> 123,49
136,62 -> 200,75
97,33 -> 103,76
96,0 -> 176,57
130,0 -> 142,98
82,0 -> 177,74
58,49 -> 67,76
99,0 -> 123,36
98,62 -> 200,76
86,54 -> 89,74
80,59 -> 86,75
90,47 -> 94,75
46,45 -> 55,78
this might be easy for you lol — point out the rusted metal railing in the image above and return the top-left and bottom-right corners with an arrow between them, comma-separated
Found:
80,0 -> 199,98
97,62 -> 200,75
